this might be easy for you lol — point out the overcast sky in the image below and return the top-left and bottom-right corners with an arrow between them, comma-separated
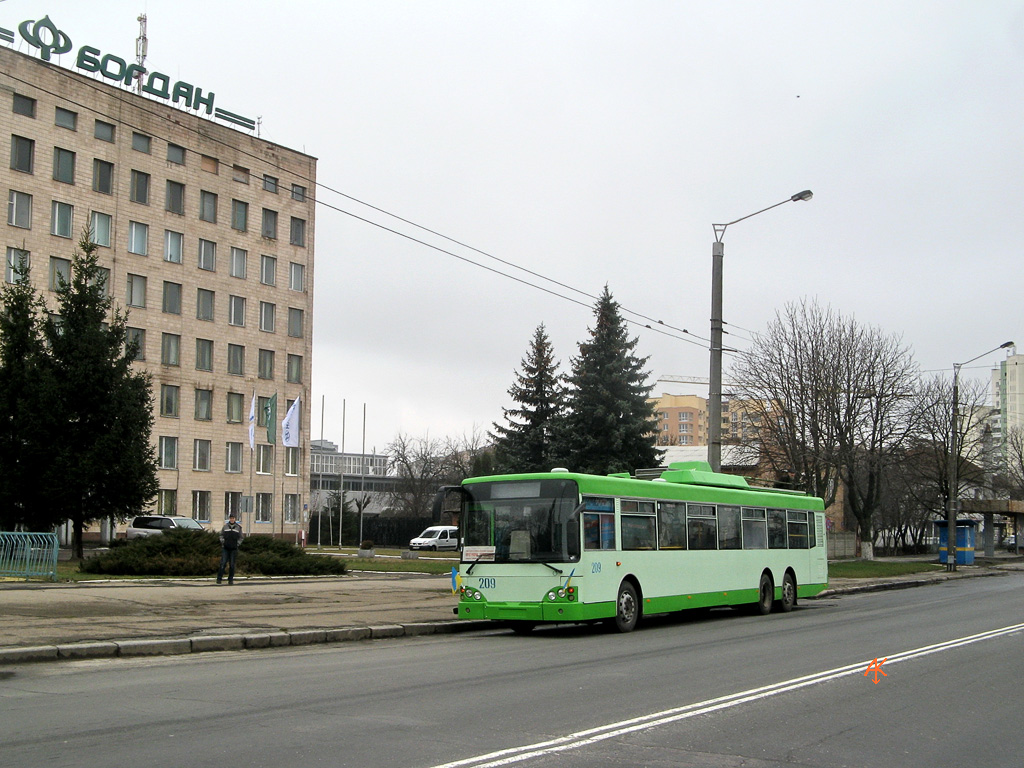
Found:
18,1 -> 1024,453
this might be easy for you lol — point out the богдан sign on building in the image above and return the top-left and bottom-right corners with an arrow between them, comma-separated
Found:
1,14 -> 256,131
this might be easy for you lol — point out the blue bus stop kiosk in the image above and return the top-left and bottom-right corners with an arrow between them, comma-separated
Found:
935,519 -> 978,565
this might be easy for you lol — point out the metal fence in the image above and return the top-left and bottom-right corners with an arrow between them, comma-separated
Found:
0,532 -> 59,581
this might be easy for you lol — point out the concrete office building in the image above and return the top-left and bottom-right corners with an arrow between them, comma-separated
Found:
1,33 -> 315,539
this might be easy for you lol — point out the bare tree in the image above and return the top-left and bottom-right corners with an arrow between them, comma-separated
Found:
903,375 -> 993,517
731,299 -> 919,558
444,425 -> 495,482
831,316 -> 919,559
999,425 -> 1024,500
730,300 -> 842,505
385,432 -> 454,518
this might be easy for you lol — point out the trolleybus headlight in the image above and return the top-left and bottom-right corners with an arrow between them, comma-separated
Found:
557,588 -> 566,598
474,592 -> 482,601
547,592 -> 557,602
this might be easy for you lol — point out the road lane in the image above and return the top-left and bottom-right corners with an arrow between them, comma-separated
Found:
428,622 -> 1024,767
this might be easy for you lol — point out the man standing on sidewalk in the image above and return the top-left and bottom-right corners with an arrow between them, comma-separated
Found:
217,513 -> 244,585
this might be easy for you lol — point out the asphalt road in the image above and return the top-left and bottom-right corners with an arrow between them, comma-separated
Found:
3,573 -> 1023,768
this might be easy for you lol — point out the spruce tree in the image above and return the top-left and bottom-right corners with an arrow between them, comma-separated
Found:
42,233 -> 158,554
0,252 -> 49,529
491,324 -> 564,473
554,286 -> 661,474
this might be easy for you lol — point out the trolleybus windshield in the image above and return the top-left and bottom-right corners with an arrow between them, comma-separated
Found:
461,478 -> 581,564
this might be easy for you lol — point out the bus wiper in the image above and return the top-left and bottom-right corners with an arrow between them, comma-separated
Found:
466,555 -> 487,575
541,562 -> 563,575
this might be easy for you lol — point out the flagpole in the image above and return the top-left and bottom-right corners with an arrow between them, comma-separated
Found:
274,393 -> 281,539
359,403 -> 366,545
247,390 -> 256,536
341,399 -> 346,547
297,392 -> 303,547
261,392 -> 279,538
279,394 -> 303,545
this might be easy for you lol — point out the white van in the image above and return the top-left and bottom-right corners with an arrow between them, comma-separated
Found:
409,525 -> 460,551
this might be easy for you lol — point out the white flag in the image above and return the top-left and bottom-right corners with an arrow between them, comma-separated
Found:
282,397 -> 301,448
248,393 -> 256,450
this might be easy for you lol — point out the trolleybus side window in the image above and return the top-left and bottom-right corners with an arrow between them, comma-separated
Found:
787,510 -> 809,549
717,505 -> 742,550
621,499 -> 656,550
583,496 -> 615,550
767,508 -> 788,549
686,503 -> 717,550
657,501 -> 686,549
741,507 -> 767,550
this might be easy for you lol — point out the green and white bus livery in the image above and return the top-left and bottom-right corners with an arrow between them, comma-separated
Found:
455,461 -> 827,632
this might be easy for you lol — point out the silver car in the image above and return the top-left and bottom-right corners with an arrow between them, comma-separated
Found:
126,515 -> 205,540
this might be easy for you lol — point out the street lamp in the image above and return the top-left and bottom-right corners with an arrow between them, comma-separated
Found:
709,190 -> 813,472
946,340 -> 1015,571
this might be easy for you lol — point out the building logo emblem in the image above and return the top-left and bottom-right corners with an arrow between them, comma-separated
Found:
18,16 -> 72,61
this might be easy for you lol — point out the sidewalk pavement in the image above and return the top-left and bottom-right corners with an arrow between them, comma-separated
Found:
2,560 -> 1022,665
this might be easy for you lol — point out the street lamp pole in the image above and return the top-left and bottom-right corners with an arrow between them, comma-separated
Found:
946,341 -> 1014,571
709,190 -> 813,472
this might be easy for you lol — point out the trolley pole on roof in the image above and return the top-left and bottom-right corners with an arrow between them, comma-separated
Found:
709,191 -> 813,472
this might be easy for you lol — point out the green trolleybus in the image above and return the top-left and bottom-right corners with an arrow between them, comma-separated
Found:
454,461 -> 827,632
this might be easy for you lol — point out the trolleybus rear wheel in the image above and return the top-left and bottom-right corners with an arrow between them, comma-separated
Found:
756,572 -> 774,616
779,572 -> 797,612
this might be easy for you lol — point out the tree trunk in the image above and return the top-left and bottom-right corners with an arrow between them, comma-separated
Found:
859,520 -> 875,560
73,513 -> 84,559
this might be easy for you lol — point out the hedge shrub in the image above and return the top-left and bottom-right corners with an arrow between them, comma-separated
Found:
80,530 -> 347,577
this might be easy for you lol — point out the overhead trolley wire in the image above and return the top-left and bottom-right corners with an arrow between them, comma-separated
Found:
3,63 -> 709,348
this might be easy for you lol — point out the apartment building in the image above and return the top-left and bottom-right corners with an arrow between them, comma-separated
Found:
1,40 -> 315,538
992,352 -> 1023,438
649,394 -> 708,446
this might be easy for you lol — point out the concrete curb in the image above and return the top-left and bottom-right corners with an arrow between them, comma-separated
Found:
0,619 -> 492,666
814,567 -> 1007,599
3,568 -> 1013,666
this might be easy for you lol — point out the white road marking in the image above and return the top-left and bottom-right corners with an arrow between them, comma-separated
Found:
430,622 -> 1024,768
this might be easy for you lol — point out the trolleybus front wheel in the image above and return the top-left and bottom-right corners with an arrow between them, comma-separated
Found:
612,581 -> 640,633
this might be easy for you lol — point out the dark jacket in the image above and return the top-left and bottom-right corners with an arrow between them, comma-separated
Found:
220,521 -> 243,550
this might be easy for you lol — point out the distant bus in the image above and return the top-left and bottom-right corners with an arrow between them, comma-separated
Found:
454,461 -> 827,632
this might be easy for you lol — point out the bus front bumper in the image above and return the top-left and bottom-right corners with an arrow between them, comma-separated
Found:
457,600 -> 609,623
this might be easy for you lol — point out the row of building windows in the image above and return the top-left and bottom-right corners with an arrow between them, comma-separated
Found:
6,174 -> 307,246
12,92 -> 309,202
154,280 -> 304,330
146,334 -> 303,382
309,453 -> 390,475
660,423 -> 693,432
156,389 -> 299,425
5,250 -> 307,341
155,344 -> 303,384
157,489 -> 302,524
8,194 -> 308,294
659,411 -> 697,421
157,438 -> 300,475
